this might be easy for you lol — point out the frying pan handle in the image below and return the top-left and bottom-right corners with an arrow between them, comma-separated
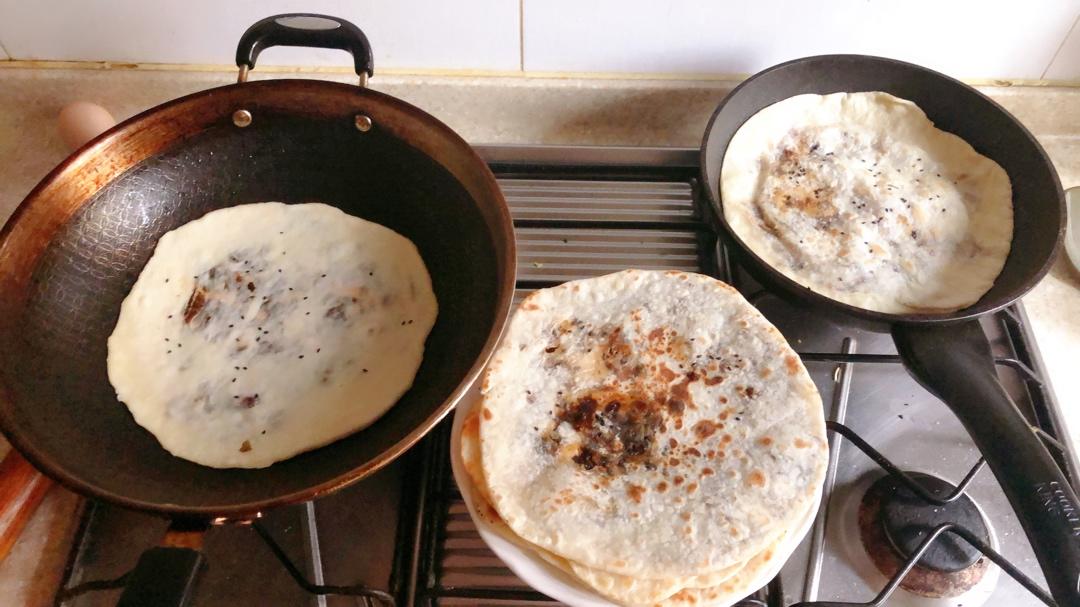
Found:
894,320 -> 1080,605
0,451 -> 51,561
235,14 -> 374,85
117,520 -> 208,607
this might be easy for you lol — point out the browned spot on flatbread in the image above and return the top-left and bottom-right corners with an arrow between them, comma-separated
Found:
648,327 -> 665,342
627,484 -> 645,503
239,440 -> 252,453
686,447 -> 701,457
704,375 -> 724,386
658,363 -> 677,382
758,436 -> 773,446
601,327 -> 637,380
748,470 -> 766,487
656,481 -> 668,492
669,437 -> 678,448
759,367 -> 772,379
702,467 -> 715,476
729,526 -> 739,536
482,407 -> 493,421
325,303 -> 347,321
686,482 -> 698,493
736,385 -> 758,399
693,420 -> 718,440
522,302 -> 539,311
552,390 -> 663,474
785,355 -> 800,376
182,286 -> 207,323
680,511 -> 691,521
794,437 -> 810,448
669,373 -> 696,411
722,434 -> 733,444
674,475 -> 685,486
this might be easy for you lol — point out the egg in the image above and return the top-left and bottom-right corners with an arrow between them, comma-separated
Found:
57,102 -> 116,151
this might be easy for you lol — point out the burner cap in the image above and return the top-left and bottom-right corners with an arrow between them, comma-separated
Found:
879,472 -> 990,573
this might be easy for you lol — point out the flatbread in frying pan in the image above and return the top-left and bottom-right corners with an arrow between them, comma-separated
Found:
478,270 -> 827,579
107,202 -> 438,468
721,92 -> 1013,314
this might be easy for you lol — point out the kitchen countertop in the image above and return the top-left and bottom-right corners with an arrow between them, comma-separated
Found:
0,65 -> 1077,606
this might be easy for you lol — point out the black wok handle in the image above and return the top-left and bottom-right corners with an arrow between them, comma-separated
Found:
116,520 -> 208,607
894,321 -> 1080,605
235,14 -> 374,83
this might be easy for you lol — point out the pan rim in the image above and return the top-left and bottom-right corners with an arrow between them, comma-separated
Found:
699,53 -> 1066,327
0,78 -> 517,519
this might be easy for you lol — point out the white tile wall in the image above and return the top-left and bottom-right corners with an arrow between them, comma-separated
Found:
523,0 -> 1080,80
0,0 -> 520,71
1045,14 -> 1080,80
1,1 -> 1080,80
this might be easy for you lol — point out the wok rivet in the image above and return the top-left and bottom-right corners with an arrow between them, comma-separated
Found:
232,109 -> 253,128
354,114 -> 373,132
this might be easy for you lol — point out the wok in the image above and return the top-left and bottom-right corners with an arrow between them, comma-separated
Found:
0,13 -> 515,605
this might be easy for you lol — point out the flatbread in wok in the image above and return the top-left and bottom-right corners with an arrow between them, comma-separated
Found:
721,92 -> 1013,314
478,270 -> 827,580
107,202 -> 437,468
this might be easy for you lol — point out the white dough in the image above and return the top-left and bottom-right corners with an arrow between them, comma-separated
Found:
107,202 -> 437,468
721,92 -> 1013,314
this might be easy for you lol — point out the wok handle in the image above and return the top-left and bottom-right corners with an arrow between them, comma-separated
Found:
0,451 -> 51,561
235,14 -> 373,84
893,320 -> 1080,605
117,521 -> 208,607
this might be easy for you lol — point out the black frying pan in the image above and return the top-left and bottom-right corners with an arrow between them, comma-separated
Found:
0,14 -> 515,605
701,55 -> 1075,605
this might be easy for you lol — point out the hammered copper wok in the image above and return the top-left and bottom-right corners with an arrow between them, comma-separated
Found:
0,13 -> 514,604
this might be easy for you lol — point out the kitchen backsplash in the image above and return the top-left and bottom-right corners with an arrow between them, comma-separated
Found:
1,0 -> 1079,80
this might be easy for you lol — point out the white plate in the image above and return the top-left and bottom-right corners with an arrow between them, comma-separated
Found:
449,381 -> 824,607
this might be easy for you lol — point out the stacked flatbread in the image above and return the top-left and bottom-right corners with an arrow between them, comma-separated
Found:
458,270 -> 827,606
721,91 -> 1013,314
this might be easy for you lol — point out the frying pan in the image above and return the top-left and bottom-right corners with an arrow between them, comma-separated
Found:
0,13 -> 515,605
701,55 -> 1076,605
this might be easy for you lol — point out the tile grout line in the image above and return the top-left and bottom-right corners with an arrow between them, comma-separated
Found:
519,0 -> 525,73
1042,10 -> 1080,79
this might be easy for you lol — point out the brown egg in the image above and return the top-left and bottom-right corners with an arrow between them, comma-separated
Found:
57,101 -> 116,151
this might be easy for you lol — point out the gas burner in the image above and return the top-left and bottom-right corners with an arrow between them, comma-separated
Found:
859,473 -> 991,598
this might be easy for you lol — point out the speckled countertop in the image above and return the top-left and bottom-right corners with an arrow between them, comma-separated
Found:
0,66 -> 1077,606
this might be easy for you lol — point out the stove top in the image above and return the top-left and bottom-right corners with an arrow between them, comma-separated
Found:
55,146 -> 1075,607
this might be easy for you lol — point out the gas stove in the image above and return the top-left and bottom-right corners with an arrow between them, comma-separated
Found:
55,146 -> 1075,607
